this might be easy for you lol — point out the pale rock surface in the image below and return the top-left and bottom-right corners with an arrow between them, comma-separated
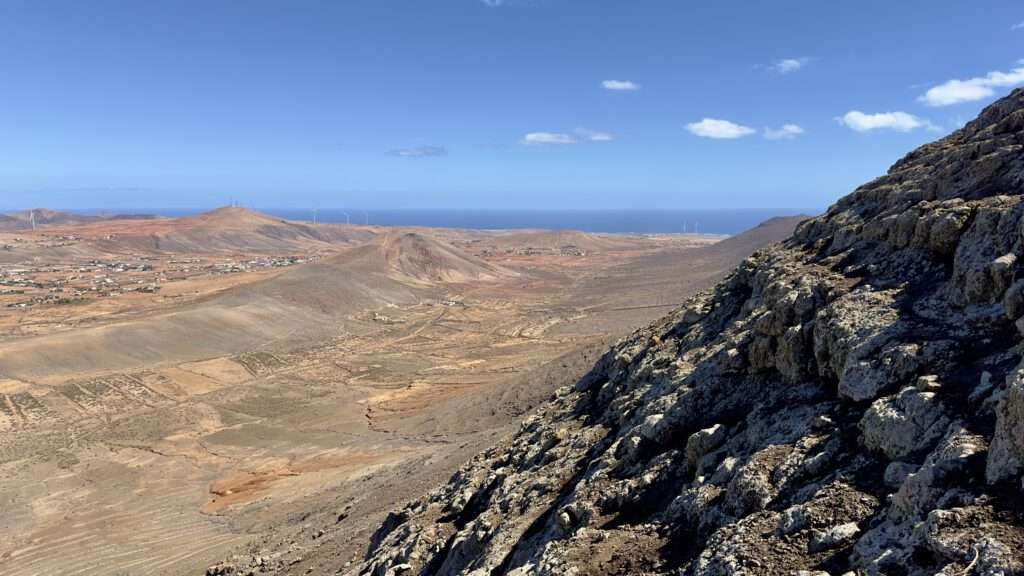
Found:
988,360 -> 1024,483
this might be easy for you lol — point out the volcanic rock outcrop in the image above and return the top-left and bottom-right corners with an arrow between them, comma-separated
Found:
343,90 -> 1024,575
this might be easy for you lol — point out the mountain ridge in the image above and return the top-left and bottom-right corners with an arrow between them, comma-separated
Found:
0,208 -> 99,230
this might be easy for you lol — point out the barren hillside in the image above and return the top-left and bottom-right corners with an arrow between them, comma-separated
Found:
380,232 -> 518,283
0,208 -> 99,229
83,207 -> 372,254
1,201 -> 803,576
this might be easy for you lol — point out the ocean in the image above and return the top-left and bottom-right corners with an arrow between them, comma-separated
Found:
73,208 -> 816,236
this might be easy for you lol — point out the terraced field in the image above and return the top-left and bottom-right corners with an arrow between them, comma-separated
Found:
0,212 -> 799,576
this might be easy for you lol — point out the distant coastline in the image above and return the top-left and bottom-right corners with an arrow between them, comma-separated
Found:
48,208 -> 817,236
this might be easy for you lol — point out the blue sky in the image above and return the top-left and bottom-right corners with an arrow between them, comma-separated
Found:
1,0 -> 1022,211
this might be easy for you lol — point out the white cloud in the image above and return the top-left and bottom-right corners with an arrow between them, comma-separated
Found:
771,57 -> 810,74
919,65 -> 1024,106
523,132 -> 577,145
836,111 -> 937,133
575,128 -> 614,142
523,129 -> 613,144
481,0 -> 504,6
388,146 -> 448,157
1012,21 -> 1024,31
685,118 -> 756,139
763,124 -> 805,140
602,80 -> 640,91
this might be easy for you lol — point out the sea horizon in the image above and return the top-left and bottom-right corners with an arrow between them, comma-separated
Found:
10,207 -> 820,236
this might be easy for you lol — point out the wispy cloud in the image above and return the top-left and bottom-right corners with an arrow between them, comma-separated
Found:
602,80 -> 640,91
521,129 -> 614,145
472,142 -> 510,150
388,146 -> 448,157
575,128 -> 614,142
481,0 -> 535,7
1012,21 -> 1024,31
523,132 -> 577,145
770,57 -> 811,74
763,124 -> 805,140
836,111 -> 937,133
919,65 -> 1024,106
686,118 -> 756,139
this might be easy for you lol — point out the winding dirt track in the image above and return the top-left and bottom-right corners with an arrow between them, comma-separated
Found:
0,212 -> 802,576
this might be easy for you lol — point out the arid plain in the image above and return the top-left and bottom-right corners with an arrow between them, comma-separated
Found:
0,208 -> 800,575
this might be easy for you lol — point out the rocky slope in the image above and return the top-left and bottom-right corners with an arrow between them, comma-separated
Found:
332,90 -> 1024,576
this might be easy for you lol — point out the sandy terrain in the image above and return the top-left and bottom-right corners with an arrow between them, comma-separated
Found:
0,209 -> 801,576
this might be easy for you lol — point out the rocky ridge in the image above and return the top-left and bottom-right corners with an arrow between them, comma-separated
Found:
313,92 -> 1024,575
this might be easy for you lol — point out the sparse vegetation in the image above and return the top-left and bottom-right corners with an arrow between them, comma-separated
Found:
0,206 -> 790,575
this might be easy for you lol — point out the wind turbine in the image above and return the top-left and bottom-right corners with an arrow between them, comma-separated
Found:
30,210 -> 36,231
341,211 -> 350,225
